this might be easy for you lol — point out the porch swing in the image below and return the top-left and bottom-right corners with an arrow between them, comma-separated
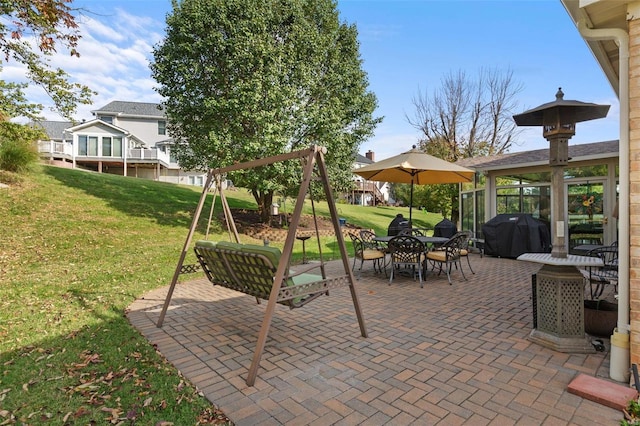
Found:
155,145 -> 368,386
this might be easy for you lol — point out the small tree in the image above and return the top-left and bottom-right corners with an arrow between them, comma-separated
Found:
151,0 -> 380,222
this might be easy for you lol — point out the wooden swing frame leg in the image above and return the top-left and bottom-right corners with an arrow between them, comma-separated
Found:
156,172 -> 215,327
246,148 -> 367,386
156,145 -> 366,387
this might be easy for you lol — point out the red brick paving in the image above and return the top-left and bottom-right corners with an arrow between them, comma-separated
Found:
127,254 -> 630,425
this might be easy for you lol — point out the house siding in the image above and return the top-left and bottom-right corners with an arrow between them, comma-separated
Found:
35,102 -> 207,187
628,15 -> 640,368
111,116 -> 166,146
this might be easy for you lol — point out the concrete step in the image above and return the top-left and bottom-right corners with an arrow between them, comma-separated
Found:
567,373 -> 637,411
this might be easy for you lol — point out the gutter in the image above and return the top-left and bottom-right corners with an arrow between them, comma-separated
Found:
577,19 -> 630,383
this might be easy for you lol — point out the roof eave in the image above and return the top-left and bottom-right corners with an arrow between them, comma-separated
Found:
560,0 -> 625,98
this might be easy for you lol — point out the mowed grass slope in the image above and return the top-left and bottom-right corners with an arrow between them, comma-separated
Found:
0,165 -> 442,424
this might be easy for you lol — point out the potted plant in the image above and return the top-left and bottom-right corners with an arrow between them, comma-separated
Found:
584,299 -> 618,337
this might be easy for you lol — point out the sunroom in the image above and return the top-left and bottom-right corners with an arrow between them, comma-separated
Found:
457,140 -> 619,254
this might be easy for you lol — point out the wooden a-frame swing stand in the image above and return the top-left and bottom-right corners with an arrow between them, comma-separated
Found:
156,145 -> 368,386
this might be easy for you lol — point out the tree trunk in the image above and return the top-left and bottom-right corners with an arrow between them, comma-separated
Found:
252,190 -> 274,224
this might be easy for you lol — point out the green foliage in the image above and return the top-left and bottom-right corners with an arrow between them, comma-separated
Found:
392,182 -> 457,219
623,397 -> 640,425
0,0 -> 95,120
151,0 -> 380,221
0,122 -> 43,172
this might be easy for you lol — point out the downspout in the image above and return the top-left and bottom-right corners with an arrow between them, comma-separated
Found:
577,19 -> 630,383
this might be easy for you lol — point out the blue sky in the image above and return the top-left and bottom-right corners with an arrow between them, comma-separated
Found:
13,0 -> 619,159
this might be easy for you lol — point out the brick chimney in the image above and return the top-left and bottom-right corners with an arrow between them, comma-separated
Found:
365,150 -> 375,161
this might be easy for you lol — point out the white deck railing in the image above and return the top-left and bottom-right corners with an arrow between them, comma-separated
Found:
125,148 -> 171,165
38,141 -> 72,156
37,142 -> 172,166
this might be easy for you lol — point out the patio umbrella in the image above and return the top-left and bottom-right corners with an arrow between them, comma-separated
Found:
353,146 -> 474,222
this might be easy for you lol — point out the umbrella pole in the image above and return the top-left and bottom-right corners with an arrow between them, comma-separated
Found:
409,178 -> 414,224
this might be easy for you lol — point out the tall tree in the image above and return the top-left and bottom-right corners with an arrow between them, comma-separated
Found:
403,68 -> 523,221
0,0 -> 94,120
151,0 -> 380,221
408,67 -> 523,161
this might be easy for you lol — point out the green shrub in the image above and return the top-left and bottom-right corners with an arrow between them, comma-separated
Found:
0,138 -> 39,172
623,397 -> 640,425
0,122 -> 43,173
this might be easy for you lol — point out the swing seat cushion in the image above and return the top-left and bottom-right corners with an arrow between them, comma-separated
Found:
203,240 -> 283,267
237,243 -> 283,269
194,240 -> 325,306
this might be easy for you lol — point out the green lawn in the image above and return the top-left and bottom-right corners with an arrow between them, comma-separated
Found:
0,166 -> 443,424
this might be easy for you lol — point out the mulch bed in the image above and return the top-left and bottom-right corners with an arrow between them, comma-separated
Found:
230,208 -> 360,242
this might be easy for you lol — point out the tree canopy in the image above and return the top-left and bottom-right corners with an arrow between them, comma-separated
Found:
0,0 -> 94,121
151,0 -> 380,221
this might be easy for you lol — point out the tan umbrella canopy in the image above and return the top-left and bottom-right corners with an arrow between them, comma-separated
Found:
354,146 -> 475,222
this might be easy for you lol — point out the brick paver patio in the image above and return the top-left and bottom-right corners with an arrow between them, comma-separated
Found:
127,253 -> 625,425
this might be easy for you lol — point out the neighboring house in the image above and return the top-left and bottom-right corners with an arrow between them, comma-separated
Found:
350,150 -> 391,206
35,101 -> 207,186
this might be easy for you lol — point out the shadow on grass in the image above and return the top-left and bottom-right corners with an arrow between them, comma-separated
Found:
44,166 -> 256,231
0,306 -> 222,424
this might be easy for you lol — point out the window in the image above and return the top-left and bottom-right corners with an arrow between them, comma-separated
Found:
158,120 -> 166,135
113,137 -> 122,157
475,190 -> 485,238
100,136 -> 123,157
565,165 -> 608,179
461,193 -> 474,232
496,186 -> 550,223
78,135 -> 98,156
88,136 -> 98,156
78,135 -> 87,155
188,176 -> 204,186
102,137 -> 112,157
459,173 -> 487,237
98,115 -> 113,124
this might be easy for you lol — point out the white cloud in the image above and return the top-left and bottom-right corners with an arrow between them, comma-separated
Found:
4,7 -> 165,121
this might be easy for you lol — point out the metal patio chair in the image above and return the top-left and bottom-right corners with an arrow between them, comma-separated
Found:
388,235 -> 427,287
349,233 -> 386,279
583,244 -> 618,299
425,232 -> 467,285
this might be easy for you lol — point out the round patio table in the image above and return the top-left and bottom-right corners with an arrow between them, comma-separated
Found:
373,235 -> 448,247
